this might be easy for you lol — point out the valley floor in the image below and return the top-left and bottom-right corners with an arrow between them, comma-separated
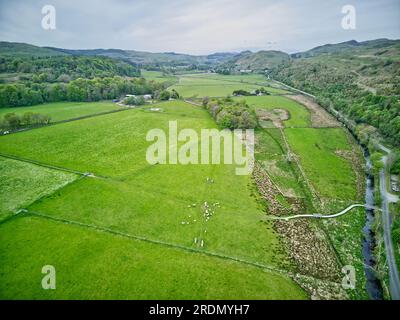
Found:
0,73 -> 369,299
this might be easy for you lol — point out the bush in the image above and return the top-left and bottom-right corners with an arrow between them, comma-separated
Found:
170,89 -> 180,99
159,90 -> 171,101
232,89 -> 252,96
123,96 -> 145,106
391,157 -> 400,175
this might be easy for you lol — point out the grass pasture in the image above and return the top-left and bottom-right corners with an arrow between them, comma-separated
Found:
169,74 -> 288,98
0,101 -> 122,123
0,101 -> 216,177
235,96 -> 311,128
0,99 -> 306,299
141,70 -> 177,84
0,73 -> 367,300
191,73 -> 271,84
255,128 -> 306,198
285,128 -> 357,200
0,216 -> 306,300
188,73 -> 290,94
0,157 -> 77,221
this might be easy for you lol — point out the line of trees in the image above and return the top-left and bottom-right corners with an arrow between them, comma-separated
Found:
232,88 -> 270,96
0,76 -> 167,108
1,112 -> 51,132
202,97 -> 258,129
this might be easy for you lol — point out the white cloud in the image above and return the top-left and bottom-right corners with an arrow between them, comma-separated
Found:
0,0 -> 399,54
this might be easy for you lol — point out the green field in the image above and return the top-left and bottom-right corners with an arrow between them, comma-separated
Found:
191,73 -> 271,84
255,128 -> 307,198
0,157 -> 77,221
0,101 -> 122,122
234,96 -> 311,128
0,73 -> 367,299
141,70 -> 177,84
170,74 -> 288,98
189,73 -> 290,93
0,99 -> 306,299
0,216 -> 306,299
285,128 -> 357,200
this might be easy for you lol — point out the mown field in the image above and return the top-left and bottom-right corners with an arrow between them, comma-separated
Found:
0,73 -> 367,299
0,101 -> 122,122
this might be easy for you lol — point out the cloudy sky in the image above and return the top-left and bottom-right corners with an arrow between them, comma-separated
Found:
0,0 -> 399,54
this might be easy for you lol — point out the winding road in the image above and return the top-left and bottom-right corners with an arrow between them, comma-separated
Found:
378,144 -> 400,300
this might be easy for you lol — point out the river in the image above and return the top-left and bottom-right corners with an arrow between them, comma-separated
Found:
363,150 -> 384,299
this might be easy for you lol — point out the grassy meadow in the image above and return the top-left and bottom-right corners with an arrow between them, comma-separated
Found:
0,157 -> 77,221
0,98 -> 305,299
141,70 -> 178,84
170,74 -> 288,98
0,101 -> 122,122
0,216 -> 306,300
0,73 -> 366,299
234,96 -> 311,128
285,128 -> 357,200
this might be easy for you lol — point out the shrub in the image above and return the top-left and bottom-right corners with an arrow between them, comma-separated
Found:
123,96 -> 145,106
159,90 -> 171,101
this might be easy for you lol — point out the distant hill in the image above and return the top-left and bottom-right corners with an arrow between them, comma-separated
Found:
0,41 -> 235,67
216,50 -> 290,73
271,38 -> 400,146
0,41 -> 66,57
291,39 -> 400,58
45,47 -> 129,59
47,47 -> 235,66
281,38 -> 400,96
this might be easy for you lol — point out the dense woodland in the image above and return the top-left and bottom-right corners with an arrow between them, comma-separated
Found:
0,55 -> 140,81
0,55 -> 146,108
0,76 -> 167,108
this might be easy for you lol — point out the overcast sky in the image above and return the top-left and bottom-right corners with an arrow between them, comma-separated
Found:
0,0 -> 399,55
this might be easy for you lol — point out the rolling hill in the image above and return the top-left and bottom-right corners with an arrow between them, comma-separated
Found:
216,50 -> 290,73
271,38 -> 400,146
0,41 -> 237,67
0,41 -> 67,57
46,47 -> 237,66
